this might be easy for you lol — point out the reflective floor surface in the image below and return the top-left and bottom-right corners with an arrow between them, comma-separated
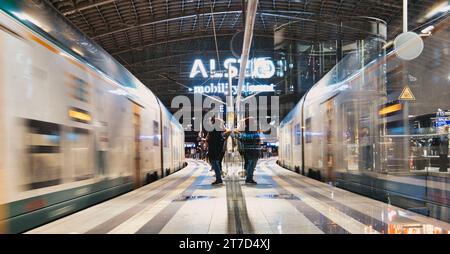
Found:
27,158 -> 450,234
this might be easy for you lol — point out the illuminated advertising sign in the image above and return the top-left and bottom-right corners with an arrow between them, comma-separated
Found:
436,110 -> 450,125
188,83 -> 275,95
189,57 -> 276,79
188,57 -> 283,94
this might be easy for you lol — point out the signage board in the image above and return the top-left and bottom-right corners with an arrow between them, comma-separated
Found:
188,57 -> 283,95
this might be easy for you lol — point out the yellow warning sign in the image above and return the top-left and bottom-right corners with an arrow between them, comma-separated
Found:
399,86 -> 416,101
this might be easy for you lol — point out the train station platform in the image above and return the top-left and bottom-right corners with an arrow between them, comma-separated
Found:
26,159 -> 450,234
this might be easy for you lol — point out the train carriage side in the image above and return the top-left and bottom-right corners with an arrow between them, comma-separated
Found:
0,7 -> 184,233
278,119 -> 291,169
279,26 -> 450,222
125,83 -> 165,186
0,11 -> 138,233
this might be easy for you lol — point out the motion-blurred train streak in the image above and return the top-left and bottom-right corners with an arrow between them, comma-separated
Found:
279,15 -> 450,223
0,2 -> 185,233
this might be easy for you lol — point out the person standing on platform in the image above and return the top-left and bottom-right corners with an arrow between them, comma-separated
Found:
361,127 -> 373,170
190,147 -> 196,159
238,118 -> 261,184
206,117 -> 225,185
439,126 -> 449,172
268,147 -> 273,158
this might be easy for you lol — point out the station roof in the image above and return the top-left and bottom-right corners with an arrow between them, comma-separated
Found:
46,0 -> 440,123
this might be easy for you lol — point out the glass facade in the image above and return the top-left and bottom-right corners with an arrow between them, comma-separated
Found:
274,17 -> 387,119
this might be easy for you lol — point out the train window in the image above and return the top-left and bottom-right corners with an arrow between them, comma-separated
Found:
25,120 -> 62,190
294,124 -> 301,145
153,121 -> 159,146
305,118 -> 312,143
67,128 -> 93,181
163,126 -> 169,148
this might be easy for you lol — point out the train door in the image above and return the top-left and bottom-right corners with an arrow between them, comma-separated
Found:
289,123 -> 294,169
162,124 -> 170,177
358,102 -> 377,172
324,100 -> 335,182
133,103 -> 142,188
285,125 -> 292,168
67,127 -> 92,181
343,99 -> 378,172
342,102 -> 359,171
171,125 -> 176,173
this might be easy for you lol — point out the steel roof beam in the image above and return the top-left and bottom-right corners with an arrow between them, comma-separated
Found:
235,0 -> 259,119
90,7 -> 373,40
93,10 -> 242,39
111,29 -> 352,56
63,0 -> 117,16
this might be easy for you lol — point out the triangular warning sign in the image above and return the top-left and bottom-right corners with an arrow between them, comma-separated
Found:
399,86 -> 416,101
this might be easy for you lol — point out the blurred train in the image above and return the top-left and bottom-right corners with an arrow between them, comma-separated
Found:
279,14 -> 450,223
0,2 -> 185,233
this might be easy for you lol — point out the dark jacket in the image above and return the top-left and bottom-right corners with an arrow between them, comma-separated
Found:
238,131 -> 261,160
207,130 -> 224,161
